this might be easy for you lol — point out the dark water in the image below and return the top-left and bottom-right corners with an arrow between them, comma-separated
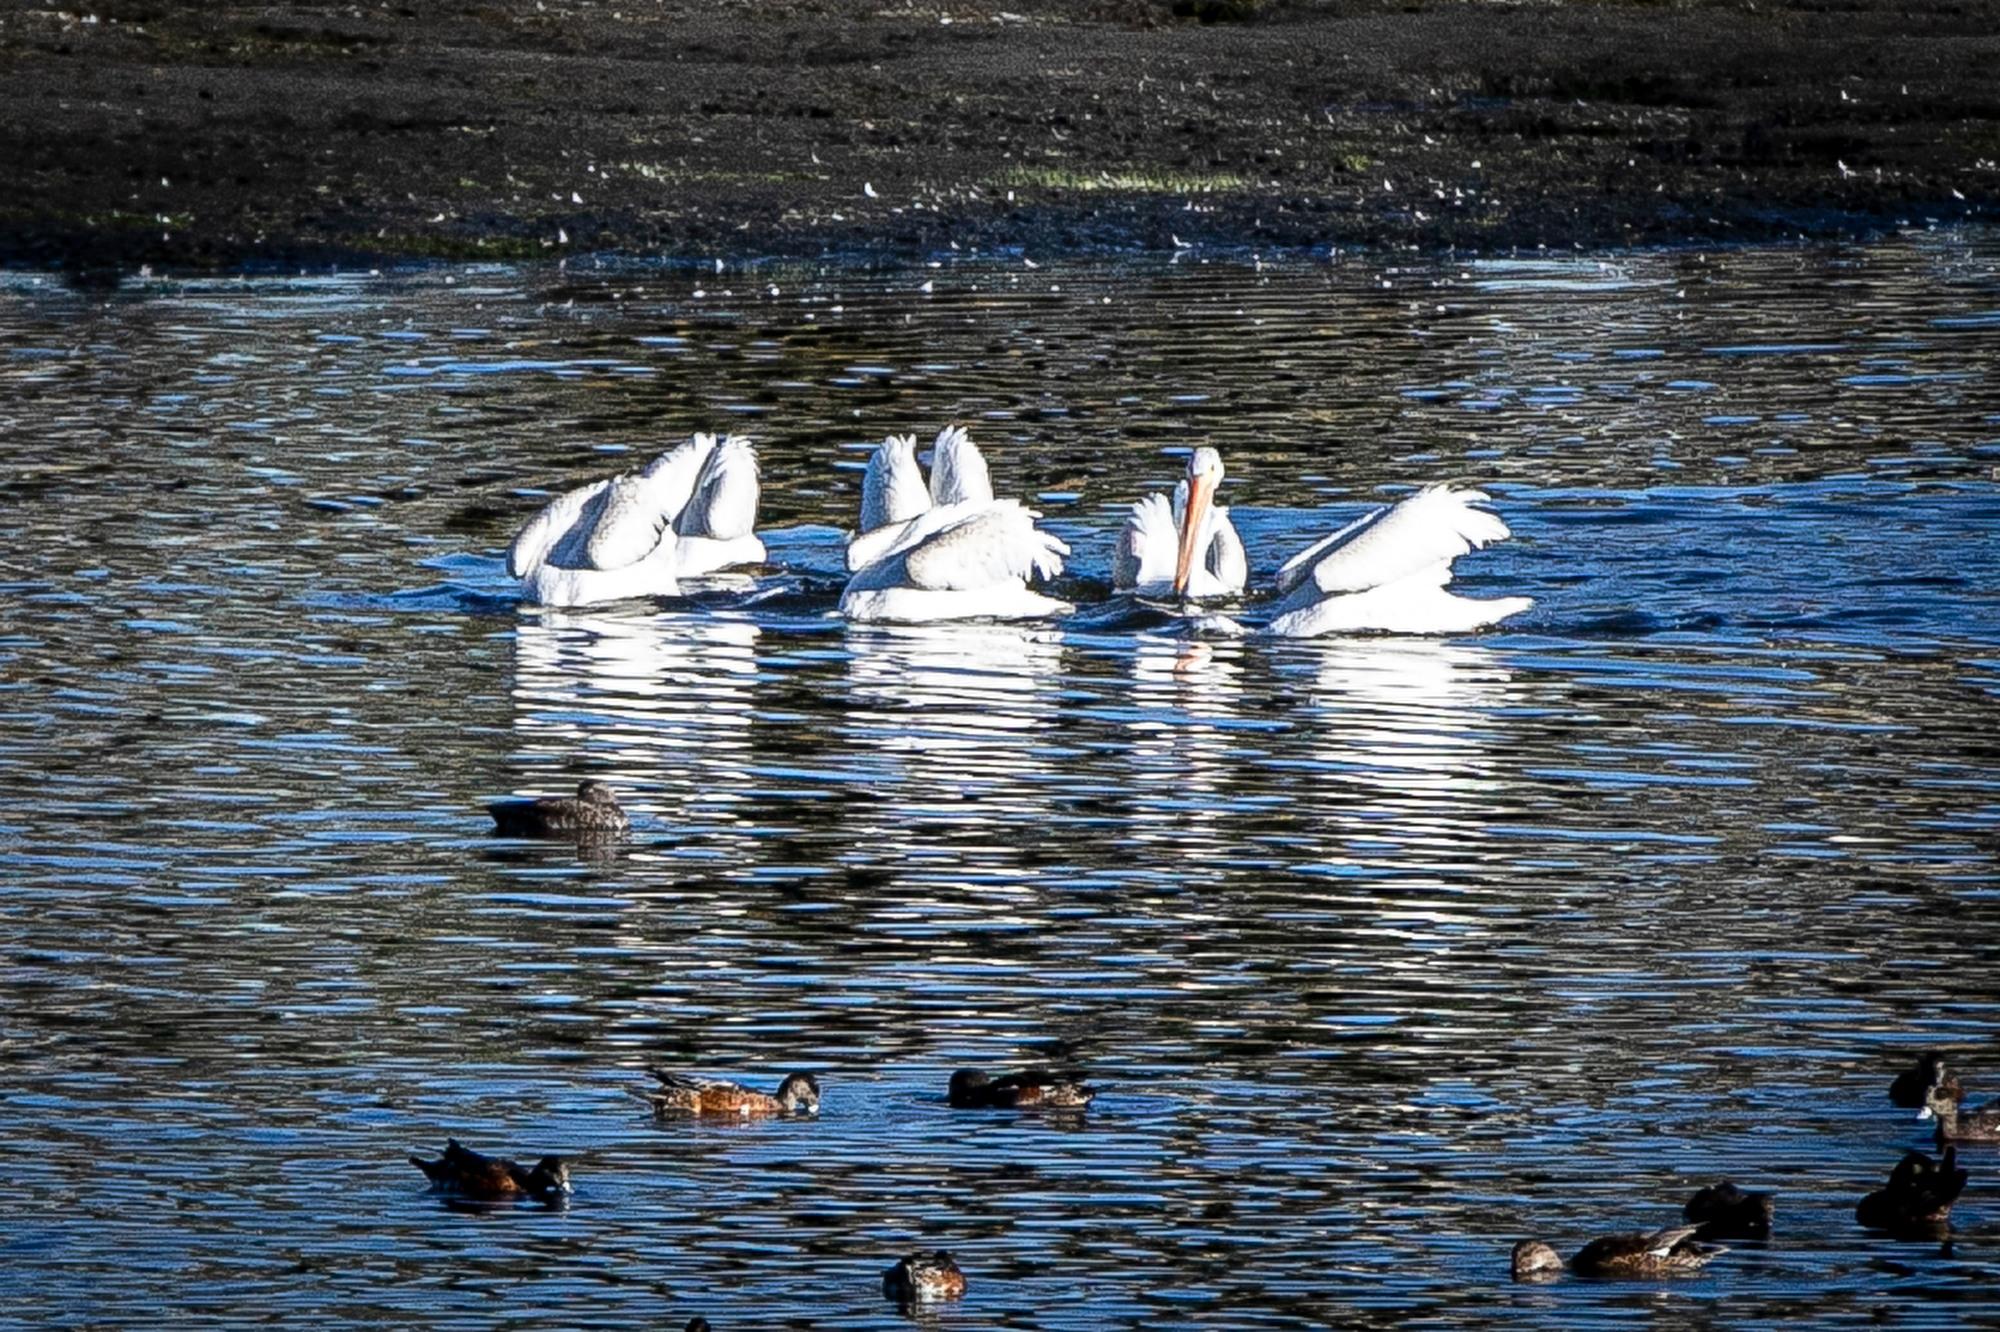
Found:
3,233 -> 2000,1329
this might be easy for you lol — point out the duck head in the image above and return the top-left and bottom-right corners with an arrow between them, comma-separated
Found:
1919,1082 -> 1957,1123
777,1072 -> 822,1114
575,780 -> 621,806
526,1156 -> 573,1197
1510,1239 -> 1564,1282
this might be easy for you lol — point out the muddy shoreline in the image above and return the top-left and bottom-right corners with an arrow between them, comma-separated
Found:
3,0 -> 1997,277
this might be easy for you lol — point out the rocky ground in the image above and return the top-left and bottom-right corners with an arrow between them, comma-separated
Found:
2,0 -> 1997,275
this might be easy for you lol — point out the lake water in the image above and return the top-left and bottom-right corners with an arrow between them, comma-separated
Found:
3,232 -> 1999,1329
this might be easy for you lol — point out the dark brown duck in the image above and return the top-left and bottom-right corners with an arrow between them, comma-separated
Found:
1511,1226 -> 1725,1281
882,1250 -> 966,1302
408,1138 -> 572,1203
487,779 -> 629,837
1856,1146 -> 1967,1231
1683,1181 -> 1775,1240
947,1068 -> 1093,1109
1889,1052 -> 1963,1109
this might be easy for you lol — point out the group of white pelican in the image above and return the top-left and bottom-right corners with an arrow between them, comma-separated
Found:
503,427 -> 1533,636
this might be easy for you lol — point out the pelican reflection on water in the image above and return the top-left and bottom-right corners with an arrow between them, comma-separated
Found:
510,610 -> 761,821
842,621 -> 1067,769
844,624 -> 1065,826
1283,639 -> 1522,938
1125,636 -> 1250,832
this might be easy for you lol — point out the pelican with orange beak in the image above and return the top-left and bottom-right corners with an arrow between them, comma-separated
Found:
1111,446 -> 1248,601
1116,448 -> 1533,635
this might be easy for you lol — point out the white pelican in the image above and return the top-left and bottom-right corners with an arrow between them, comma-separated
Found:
506,433 -> 763,607
840,426 -> 1072,624
1112,453 -> 1248,599
1128,447 -> 1532,635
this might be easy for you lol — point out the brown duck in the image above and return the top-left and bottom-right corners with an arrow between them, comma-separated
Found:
642,1070 -> 821,1117
1856,1146 -> 1967,1230
1683,1181 -> 1775,1240
882,1250 -> 966,1302
1511,1226 -> 1724,1281
1889,1052 -> 1963,1109
948,1068 -> 1093,1109
1921,1083 -> 2000,1144
487,779 -> 629,837
408,1139 -> 572,1203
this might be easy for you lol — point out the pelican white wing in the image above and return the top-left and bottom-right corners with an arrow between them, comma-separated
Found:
1273,485 -> 1509,597
927,424 -> 995,506
1264,485 -> 1530,636
841,428 -> 1071,623
859,433 -> 929,537
507,432 -> 765,607
508,477 -> 612,580
673,434 -> 766,576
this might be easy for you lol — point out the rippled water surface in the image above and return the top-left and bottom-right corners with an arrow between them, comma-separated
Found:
4,233 -> 2000,1328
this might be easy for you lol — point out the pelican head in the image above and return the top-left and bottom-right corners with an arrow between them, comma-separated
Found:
1172,446 -> 1225,599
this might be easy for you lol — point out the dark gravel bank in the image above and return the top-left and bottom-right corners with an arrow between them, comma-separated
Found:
4,0 -> 1997,275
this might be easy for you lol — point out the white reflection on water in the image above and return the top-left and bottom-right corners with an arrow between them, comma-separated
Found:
1126,635 -> 1247,842
510,609 -> 760,819
1283,640 -> 1519,938
1295,640 -> 1516,800
843,621 -> 1065,766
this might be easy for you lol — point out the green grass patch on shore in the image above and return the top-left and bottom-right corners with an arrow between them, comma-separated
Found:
1000,165 -> 1248,194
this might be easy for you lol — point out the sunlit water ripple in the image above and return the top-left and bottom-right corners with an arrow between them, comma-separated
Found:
3,231 -> 1999,1329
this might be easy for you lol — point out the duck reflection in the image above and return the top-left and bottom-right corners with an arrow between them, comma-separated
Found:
510,609 -> 760,828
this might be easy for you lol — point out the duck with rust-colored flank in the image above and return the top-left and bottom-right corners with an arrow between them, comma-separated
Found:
487,779 -> 629,838
1857,1146 -> 1968,1231
1921,1083 -> 2000,1145
1510,1226 -> 1725,1281
408,1139 -> 572,1203
642,1070 -> 821,1117
1889,1051 -> 1964,1109
947,1068 -> 1093,1109
882,1250 -> 966,1303
1683,1181 -> 1775,1240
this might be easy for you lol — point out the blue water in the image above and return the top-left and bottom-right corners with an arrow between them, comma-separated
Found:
2,231 -> 1999,1328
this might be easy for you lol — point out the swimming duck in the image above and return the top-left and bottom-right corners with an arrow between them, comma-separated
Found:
1889,1052 -> 1964,1109
486,779 -> 629,837
882,1251 -> 966,1302
947,1068 -> 1093,1109
408,1139 -> 572,1203
1510,1226 -> 1725,1281
643,1070 -> 821,1117
1921,1084 -> 2000,1144
1856,1146 -> 1967,1231
1683,1181 -> 1775,1240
